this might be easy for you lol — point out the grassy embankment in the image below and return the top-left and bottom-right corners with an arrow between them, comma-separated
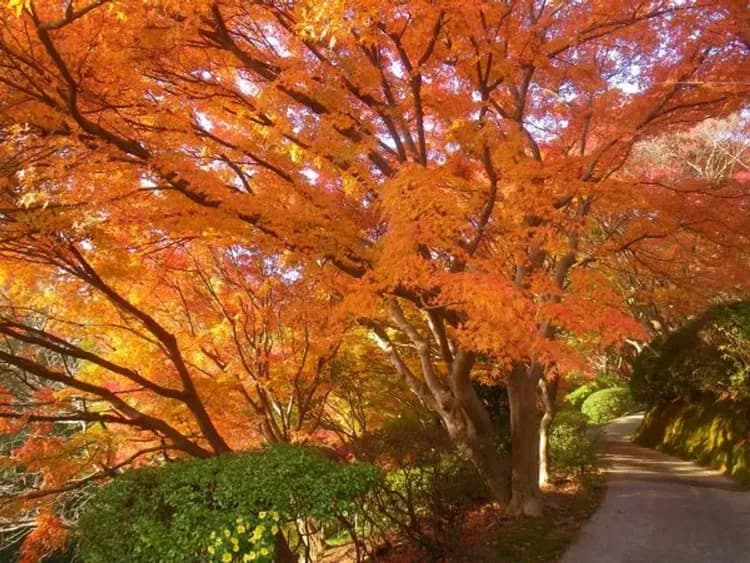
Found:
636,398 -> 750,488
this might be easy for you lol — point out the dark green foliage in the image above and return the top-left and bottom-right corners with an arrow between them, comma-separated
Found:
565,374 -> 620,409
629,301 -> 750,489
77,444 -> 380,563
631,301 -> 750,405
581,387 -> 636,425
548,409 -> 601,478
351,410 -> 491,499
636,398 -> 750,487
0,540 -> 74,563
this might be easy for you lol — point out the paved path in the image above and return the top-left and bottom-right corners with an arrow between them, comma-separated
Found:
561,413 -> 750,563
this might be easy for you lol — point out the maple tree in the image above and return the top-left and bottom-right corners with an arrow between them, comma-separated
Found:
537,111 -> 750,485
0,3 -> 748,555
592,110 -> 750,398
0,239 -> 350,555
635,114 -> 749,184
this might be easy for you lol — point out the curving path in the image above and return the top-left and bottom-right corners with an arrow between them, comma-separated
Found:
561,413 -> 750,563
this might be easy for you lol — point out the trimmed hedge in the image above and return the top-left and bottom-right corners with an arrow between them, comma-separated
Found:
77,444 -> 380,563
581,387 -> 636,425
636,398 -> 750,487
565,374 -> 621,409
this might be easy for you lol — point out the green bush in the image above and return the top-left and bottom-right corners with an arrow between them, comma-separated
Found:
352,413 -> 454,466
581,387 -> 636,425
565,373 -> 621,409
352,412 -> 492,504
549,409 -> 600,478
565,382 -> 601,409
367,453 -> 481,552
552,408 -> 588,431
77,444 -> 380,563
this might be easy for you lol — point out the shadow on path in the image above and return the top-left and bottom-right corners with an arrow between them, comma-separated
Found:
604,441 -> 741,492
560,413 -> 750,563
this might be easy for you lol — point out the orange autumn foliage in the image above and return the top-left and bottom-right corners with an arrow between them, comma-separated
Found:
17,510 -> 66,563
0,0 -> 747,541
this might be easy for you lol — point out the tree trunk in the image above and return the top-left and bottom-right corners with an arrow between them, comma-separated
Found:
372,303 -> 511,503
440,389 -> 511,504
296,516 -> 325,562
462,431 -> 510,503
507,363 -> 543,516
273,531 -> 297,563
538,406 -> 552,487
538,374 -> 558,487
448,354 -> 511,503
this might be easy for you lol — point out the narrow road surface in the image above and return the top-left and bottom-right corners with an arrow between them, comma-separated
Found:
561,413 -> 750,563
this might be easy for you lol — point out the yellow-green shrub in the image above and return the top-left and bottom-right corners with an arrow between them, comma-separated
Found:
581,387 -> 636,424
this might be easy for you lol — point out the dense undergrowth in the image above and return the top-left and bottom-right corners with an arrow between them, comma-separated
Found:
71,401 -> 604,563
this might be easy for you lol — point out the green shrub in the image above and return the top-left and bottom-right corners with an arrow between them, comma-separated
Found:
352,411 -> 492,504
552,408 -> 588,431
565,374 -> 621,409
581,387 -> 636,425
355,386 -> 509,464
352,413 -> 454,466
373,454 -> 478,544
565,382 -> 602,409
549,409 -> 600,478
77,444 -> 380,563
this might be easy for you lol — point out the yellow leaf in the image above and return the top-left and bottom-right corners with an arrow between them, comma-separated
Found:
7,0 -> 29,17
289,144 -> 303,164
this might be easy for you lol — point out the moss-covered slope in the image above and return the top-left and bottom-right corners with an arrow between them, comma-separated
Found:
636,398 -> 750,488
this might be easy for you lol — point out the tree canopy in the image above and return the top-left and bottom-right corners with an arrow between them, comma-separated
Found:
0,0 -> 748,556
